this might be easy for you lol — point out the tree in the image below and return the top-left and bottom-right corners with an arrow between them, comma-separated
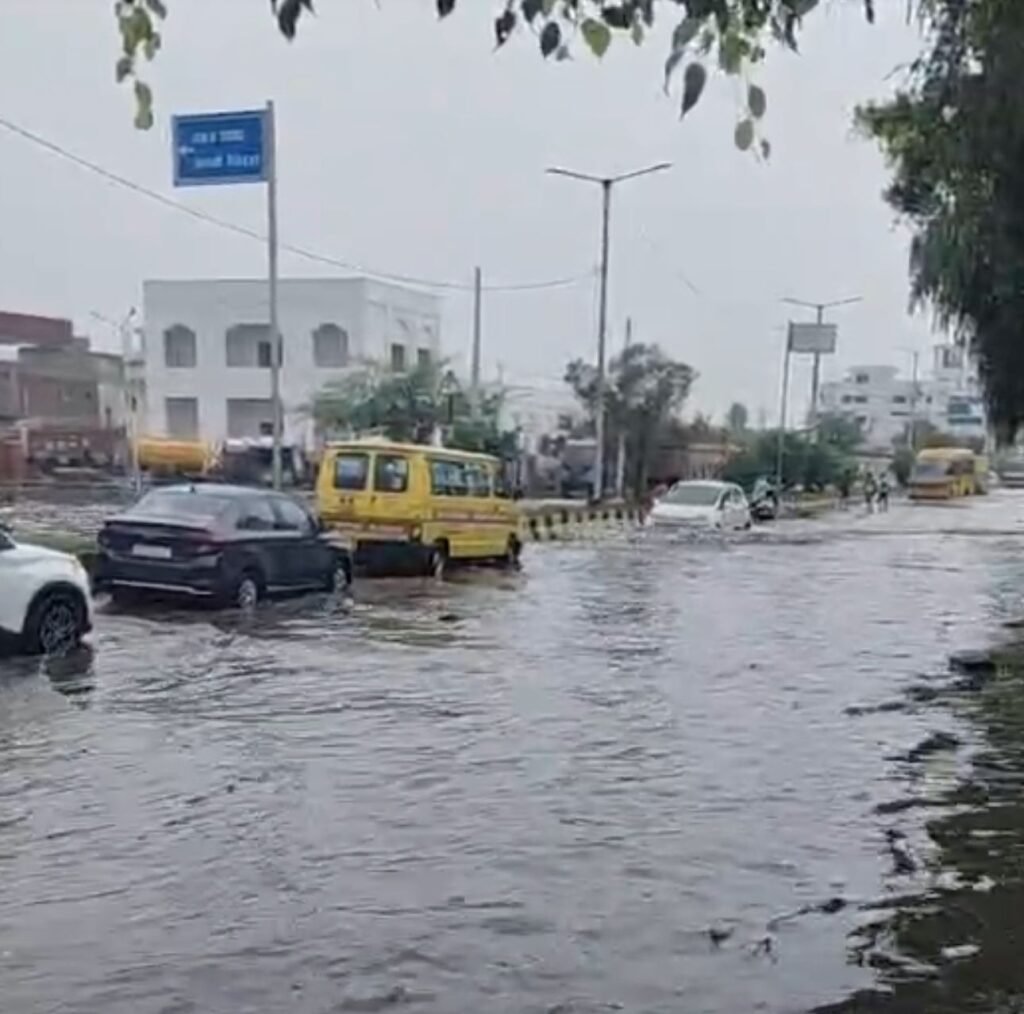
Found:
312,359 -> 515,457
565,342 -> 695,495
726,402 -> 749,436
859,1 -> 1024,441
817,412 -> 863,453
111,0 -> 881,147
722,429 -> 851,492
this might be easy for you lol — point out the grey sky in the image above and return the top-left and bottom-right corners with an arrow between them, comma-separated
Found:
0,0 -> 935,423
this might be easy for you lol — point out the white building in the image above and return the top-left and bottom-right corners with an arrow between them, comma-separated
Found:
818,343 -> 986,451
142,277 -> 441,449
499,380 -> 583,452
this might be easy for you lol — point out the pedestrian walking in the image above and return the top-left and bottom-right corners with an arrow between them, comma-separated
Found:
878,474 -> 890,512
863,471 -> 877,513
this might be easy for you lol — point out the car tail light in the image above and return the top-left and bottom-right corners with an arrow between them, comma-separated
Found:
179,536 -> 222,558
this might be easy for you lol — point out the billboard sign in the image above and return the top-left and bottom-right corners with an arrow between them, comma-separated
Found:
788,321 -> 837,355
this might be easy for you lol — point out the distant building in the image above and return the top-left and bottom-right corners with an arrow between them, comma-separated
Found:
141,278 -> 442,449
499,381 -> 583,452
818,343 -> 986,451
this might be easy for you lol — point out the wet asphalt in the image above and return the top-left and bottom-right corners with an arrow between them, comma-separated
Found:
4,493 -> 1024,1013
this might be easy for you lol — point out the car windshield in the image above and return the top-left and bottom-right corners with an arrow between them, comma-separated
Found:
663,484 -> 723,507
130,489 -> 234,522
912,462 -> 949,480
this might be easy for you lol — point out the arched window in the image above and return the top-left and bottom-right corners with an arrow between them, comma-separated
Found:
312,323 -> 350,368
163,324 -> 196,368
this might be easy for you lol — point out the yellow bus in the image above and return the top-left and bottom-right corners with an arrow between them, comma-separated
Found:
136,436 -> 213,477
315,439 -> 520,575
909,447 -> 977,501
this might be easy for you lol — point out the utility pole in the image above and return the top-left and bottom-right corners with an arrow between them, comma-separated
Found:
776,329 -> 792,490
615,316 -> 632,498
547,162 -> 671,501
782,295 -> 862,440
908,349 -> 920,451
470,266 -> 482,423
265,99 -> 282,491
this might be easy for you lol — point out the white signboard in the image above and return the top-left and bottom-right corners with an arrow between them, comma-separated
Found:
788,322 -> 837,355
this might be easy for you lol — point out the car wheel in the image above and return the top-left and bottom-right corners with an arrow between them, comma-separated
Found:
24,590 -> 85,656
501,536 -> 522,570
426,542 -> 448,580
232,570 -> 262,610
325,556 -> 352,594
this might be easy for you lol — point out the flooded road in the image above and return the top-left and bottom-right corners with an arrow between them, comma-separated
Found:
4,494 -> 1024,1013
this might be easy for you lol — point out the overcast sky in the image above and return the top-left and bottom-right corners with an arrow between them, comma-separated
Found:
0,0 -> 938,423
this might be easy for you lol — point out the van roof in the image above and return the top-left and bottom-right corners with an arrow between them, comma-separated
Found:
917,446 -> 974,459
324,438 -> 499,463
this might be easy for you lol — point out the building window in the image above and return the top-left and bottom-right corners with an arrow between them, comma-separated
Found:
226,323 -> 277,368
165,397 -> 199,438
226,398 -> 274,438
841,394 -> 853,404
390,343 -> 407,372
853,395 -> 868,404
313,323 -> 350,369
417,347 -> 431,369
892,395 -> 907,404
164,325 -> 196,369
854,373 -> 870,384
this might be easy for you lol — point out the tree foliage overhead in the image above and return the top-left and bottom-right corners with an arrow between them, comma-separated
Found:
112,0 -> 879,152
859,0 -> 1024,441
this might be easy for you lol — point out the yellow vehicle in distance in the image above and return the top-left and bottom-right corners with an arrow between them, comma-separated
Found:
909,447 -> 977,501
315,439 -> 521,575
136,436 -> 213,478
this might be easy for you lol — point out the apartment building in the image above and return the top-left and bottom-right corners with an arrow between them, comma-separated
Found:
142,277 -> 442,449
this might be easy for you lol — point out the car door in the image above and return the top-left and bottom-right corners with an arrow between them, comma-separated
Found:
270,495 -> 328,587
234,496 -> 288,590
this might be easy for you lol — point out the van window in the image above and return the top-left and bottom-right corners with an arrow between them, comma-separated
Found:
374,454 -> 410,493
334,453 -> 369,490
465,462 -> 492,497
430,459 -> 468,496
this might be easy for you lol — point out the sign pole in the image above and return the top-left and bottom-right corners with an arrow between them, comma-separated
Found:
776,328 -> 792,490
265,100 -> 282,491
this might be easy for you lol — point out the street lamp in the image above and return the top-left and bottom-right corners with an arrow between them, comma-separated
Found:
547,161 -> 671,501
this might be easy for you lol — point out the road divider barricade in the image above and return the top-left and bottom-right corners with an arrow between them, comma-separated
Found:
517,500 -> 645,543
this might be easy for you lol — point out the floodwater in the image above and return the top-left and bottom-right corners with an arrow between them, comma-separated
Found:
4,494 -> 1024,1013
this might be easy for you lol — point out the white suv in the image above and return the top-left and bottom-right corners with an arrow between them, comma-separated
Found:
0,525 -> 93,655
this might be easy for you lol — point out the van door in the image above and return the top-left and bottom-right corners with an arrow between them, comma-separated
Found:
428,458 -> 472,558
370,452 -> 415,538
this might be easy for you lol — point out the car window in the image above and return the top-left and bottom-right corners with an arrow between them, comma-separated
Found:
665,484 -> 722,507
430,459 -> 468,497
334,453 -> 369,491
465,462 -> 492,497
271,496 -> 313,534
373,454 -> 410,493
236,497 -> 276,531
131,489 -> 233,522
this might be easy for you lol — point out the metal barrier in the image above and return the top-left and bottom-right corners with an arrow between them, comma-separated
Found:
517,501 -> 645,542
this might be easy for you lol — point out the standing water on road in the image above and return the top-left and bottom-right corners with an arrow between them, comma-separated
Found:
4,494 -> 1024,1013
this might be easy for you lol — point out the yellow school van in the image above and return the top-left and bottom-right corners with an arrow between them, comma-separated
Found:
316,439 -> 521,575
909,447 -> 977,501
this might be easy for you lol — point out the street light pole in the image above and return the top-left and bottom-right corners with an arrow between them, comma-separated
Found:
781,295 -> 862,439
547,162 -> 671,501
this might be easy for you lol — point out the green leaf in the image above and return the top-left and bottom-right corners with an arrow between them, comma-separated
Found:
718,31 -> 744,74
581,18 -> 611,58
520,0 -> 543,24
494,9 -> 516,47
671,16 -> 700,52
540,19 -> 560,58
748,83 -> 767,119
631,20 -> 644,46
664,49 -> 684,93
115,55 -> 133,83
760,138 -> 772,160
436,0 -> 456,16
735,118 -> 755,151
680,62 -> 706,118
144,0 -> 168,18
143,32 -> 162,61
134,79 -> 153,109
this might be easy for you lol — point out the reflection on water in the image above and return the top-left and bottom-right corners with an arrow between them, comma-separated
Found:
2,495 -> 1024,1013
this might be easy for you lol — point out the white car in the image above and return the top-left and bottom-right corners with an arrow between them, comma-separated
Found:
648,480 -> 751,531
0,525 -> 93,655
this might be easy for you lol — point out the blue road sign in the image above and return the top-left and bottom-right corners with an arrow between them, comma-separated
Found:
172,109 -> 267,187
